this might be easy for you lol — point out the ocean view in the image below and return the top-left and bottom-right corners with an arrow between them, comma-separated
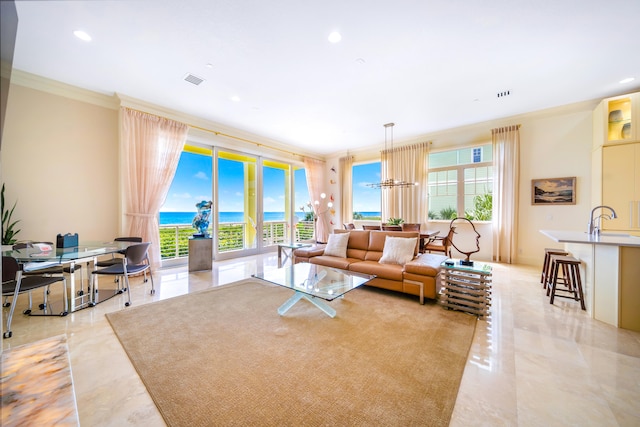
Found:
159,211 -> 381,225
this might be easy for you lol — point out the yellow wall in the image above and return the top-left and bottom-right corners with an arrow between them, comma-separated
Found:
1,84 -> 119,242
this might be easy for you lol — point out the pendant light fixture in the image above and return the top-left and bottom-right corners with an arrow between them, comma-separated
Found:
367,122 -> 418,189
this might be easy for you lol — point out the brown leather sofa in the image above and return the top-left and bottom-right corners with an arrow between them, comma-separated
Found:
293,229 -> 448,303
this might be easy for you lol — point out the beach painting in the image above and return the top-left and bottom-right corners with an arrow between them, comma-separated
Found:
531,177 -> 576,205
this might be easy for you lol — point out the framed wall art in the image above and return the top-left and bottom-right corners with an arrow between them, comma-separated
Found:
531,176 -> 576,205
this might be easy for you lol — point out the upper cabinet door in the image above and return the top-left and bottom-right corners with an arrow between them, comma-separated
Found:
602,143 -> 640,232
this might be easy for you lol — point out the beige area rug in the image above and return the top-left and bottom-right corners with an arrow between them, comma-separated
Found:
106,280 -> 477,427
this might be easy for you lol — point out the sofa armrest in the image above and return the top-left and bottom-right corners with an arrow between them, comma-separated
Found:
292,245 -> 327,260
404,253 -> 448,276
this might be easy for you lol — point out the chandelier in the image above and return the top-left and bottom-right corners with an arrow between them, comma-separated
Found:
367,123 -> 418,189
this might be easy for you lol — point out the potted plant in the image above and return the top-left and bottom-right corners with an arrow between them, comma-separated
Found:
386,217 -> 404,226
2,183 -> 20,246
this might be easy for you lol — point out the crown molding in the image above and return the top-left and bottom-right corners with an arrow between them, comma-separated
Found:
117,93 -> 325,162
9,68 -> 118,110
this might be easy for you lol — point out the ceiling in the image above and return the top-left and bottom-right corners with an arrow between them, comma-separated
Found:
10,0 -> 640,156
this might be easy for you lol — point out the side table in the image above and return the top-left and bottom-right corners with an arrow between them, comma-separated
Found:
277,242 -> 311,268
188,237 -> 212,272
440,260 -> 492,317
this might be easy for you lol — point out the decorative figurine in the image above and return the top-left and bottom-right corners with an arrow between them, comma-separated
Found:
192,200 -> 212,237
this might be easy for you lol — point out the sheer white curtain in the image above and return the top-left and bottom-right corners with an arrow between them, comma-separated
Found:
381,142 -> 429,224
121,108 -> 188,267
339,155 -> 354,225
303,157 -> 329,243
492,125 -> 520,263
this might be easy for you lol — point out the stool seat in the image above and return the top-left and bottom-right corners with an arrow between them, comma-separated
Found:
541,248 -> 569,288
548,255 -> 585,310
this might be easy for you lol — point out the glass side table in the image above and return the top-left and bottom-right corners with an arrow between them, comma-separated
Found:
439,259 -> 492,318
277,242 -> 311,268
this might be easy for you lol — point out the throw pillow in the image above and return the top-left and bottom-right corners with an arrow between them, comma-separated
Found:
323,232 -> 350,258
379,236 -> 418,265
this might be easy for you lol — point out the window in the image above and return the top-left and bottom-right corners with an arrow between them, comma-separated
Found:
351,162 -> 381,220
428,144 -> 493,221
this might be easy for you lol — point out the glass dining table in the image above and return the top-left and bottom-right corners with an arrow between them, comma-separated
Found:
2,241 -> 135,312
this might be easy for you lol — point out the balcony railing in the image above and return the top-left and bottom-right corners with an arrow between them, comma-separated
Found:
159,220 -> 315,260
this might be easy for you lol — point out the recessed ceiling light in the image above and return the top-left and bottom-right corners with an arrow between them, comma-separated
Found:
231,96 -> 241,102
328,31 -> 342,43
355,58 -> 366,65
73,30 -> 92,42
205,63 -> 214,69
619,77 -> 635,84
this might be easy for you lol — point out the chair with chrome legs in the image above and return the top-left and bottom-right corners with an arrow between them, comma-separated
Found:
96,237 -> 147,289
90,242 -> 155,307
4,242 -> 83,311
2,256 -> 68,339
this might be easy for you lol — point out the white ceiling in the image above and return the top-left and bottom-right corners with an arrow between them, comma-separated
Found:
11,0 -> 640,155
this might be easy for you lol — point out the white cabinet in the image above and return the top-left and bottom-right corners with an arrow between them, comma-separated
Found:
602,142 -> 640,232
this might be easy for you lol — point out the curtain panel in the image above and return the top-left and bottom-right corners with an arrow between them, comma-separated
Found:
120,107 -> 188,267
303,157 -> 329,243
492,125 -> 520,264
381,142 -> 429,224
339,155 -> 354,226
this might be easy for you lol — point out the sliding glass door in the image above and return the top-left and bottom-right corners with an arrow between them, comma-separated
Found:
161,144 -> 308,264
216,150 -> 258,258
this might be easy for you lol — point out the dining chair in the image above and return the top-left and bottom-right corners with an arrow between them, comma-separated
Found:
9,242 -> 85,308
381,225 -> 403,231
424,226 -> 456,257
2,256 -> 68,339
96,237 -> 143,268
362,225 -> 382,230
90,242 -> 155,307
343,223 -> 356,230
401,223 -> 421,232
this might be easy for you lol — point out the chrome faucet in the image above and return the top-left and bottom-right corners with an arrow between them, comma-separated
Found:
587,205 -> 617,235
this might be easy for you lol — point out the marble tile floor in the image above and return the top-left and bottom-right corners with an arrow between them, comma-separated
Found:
2,254 -> 639,426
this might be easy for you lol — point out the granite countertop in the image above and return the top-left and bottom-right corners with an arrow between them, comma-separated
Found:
540,230 -> 640,247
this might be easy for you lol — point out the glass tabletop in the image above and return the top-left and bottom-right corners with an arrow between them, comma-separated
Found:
2,241 -> 134,263
441,259 -> 492,274
253,263 -> 373,301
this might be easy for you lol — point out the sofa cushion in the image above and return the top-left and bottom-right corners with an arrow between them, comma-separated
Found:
310,256 -> 358,270
404,253 -> 448,276
348,260 -> 404,281
379,236 -> 418,265
323,232 -> 350,258
365,231 -> 420,261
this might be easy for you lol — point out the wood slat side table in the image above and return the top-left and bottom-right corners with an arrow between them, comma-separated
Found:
439,260 -> 492,318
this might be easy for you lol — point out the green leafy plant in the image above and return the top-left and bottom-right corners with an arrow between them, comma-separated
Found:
1,183 -> 20,245
439,207 -> 458,220
386,217 -> 405,225
465,193 -> 493,221
353,212 -> 364,220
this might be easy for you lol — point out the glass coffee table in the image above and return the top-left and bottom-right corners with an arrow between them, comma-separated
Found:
253,263 -> 374,318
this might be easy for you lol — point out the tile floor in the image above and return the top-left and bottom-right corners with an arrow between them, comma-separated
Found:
2,254 -> 639,426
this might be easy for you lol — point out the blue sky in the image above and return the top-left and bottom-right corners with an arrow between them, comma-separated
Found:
162,151 -> 381,213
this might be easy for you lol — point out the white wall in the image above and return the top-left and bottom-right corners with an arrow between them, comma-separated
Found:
1,84 -> 120,242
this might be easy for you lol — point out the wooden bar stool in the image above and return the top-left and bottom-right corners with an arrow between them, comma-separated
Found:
547,255 -> 585,310
541,248 -> 568,288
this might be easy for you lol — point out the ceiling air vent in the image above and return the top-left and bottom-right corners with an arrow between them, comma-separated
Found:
183,73 -> 205,86
497,90 -> 511,98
